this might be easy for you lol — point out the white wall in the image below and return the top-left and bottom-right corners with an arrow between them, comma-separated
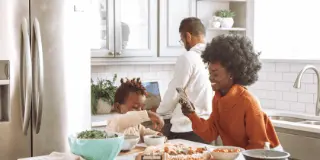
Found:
92,61 -> 319,115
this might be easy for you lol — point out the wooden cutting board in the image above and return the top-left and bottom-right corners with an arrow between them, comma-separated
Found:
118,146 -> 146,156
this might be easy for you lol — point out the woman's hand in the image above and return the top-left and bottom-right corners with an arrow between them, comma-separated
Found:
147,111 -> 164,131
179,98 -> 195,116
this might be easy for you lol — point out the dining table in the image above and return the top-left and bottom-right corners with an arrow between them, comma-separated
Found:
116,139 -> 246,160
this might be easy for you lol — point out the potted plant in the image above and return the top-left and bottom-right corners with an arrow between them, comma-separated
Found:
91,74 -> 117,115
210,16 -> 222,28
215,10 -> 236,28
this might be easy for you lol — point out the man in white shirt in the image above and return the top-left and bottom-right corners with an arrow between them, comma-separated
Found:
156,17 -> 213,143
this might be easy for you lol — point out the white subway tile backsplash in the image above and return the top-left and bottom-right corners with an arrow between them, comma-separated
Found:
163,65 -> 175,71
150,65 -> 164,71
251,81 -> 275,90
275,82 -> 292,91
276,63 -> 290,72
290,64 -> 307,73
91,66 -> 106,73
305,84 -> 317,93
266,72 -> 282,81
120,65 -> 136,72
142,72 -> 158,80
283,92 -> 297,101
260,99 -> 276,109
258,72 -> 267,81
290,102 -> 306,112
275,101 -> 290,110
134,65 -> 151,72
300,74 -> 314,83
282,73 -> 297,82
261,63 -> 276,72
298,93 -> 314,103
91,61 -> 320,115
127,72 -> 142,79
305,103 -> 316,114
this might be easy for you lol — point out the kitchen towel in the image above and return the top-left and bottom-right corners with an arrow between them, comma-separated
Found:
48,152 -> 85,160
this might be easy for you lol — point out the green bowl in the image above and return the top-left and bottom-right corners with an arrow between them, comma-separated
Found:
68,132 -> 124,160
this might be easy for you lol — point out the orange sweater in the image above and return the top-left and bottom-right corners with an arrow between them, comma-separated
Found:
187,84 -> 280,149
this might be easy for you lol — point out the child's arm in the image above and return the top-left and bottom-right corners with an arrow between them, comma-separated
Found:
106,111 -> 150,132
140,124 -> 160,135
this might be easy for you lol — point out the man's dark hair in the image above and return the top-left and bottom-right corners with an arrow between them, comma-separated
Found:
202,34 -> 262,86
114,78 -> 147,104
179,17 -> 206,36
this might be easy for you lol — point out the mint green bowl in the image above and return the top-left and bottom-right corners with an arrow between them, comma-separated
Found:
68,132 -> 124,160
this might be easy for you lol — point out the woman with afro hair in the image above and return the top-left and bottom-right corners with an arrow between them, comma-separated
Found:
179,35 -> 283,151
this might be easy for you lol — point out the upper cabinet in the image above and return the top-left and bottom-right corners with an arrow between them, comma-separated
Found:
196,0 -> 253,44
89,0 -> 157,58
159,0 -> 197,57
89,0 -> 255,62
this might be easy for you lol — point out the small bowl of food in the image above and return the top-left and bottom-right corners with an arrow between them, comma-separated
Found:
121,135 -> 140,151
143,135 -> 166,146
210,146 -> 244,160
242,149 -> 290,160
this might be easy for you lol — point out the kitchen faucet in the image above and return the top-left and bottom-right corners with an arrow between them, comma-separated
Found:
293,65 -> 320,116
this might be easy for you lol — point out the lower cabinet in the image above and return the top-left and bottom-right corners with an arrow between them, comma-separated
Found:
275,127 -> 320,160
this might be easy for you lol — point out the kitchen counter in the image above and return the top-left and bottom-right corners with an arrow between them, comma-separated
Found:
264,109 -> 320,134
92,109 -> 320,134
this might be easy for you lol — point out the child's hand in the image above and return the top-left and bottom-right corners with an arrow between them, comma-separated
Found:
157,133 -> 168,142
147,111 -> 164,131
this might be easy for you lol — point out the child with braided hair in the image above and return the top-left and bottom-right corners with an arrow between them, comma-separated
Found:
105,78 -> 165,140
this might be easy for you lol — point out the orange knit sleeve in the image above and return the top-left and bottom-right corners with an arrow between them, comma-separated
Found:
244,97 -> 270,149
187,101 -> 219,143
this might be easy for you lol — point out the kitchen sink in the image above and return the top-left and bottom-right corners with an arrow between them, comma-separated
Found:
298,121 -> 320,125
268,116 -> 306,122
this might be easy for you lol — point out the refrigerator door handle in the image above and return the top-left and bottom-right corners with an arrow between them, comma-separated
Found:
33,18 -> 44,134
21,18 -> 32,135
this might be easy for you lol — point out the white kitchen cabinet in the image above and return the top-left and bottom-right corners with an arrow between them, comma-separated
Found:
196,0 -> 254,44
90,0 -> 157,58
159,0 -> 197,57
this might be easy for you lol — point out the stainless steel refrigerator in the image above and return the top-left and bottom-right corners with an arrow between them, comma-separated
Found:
0,0 -> 91,159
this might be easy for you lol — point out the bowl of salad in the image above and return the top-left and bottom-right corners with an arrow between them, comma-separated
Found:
68,130 -> 124,160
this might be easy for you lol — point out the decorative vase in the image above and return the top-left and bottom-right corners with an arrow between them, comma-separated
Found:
212,21 -> 221,28
96,98 -> 112,114
221,17 -> 234,28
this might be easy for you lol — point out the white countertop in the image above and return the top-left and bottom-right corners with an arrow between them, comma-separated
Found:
263,109 -> 320,133
92,109 -> 320,134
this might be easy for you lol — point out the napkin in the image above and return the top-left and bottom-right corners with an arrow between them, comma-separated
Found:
48,152 -> 85,160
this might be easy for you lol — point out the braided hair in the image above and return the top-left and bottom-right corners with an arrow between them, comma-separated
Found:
114,78 -> 147,105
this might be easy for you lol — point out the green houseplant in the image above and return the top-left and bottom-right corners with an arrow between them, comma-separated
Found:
215,10 -> 236,28
91,74 -> 117,114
